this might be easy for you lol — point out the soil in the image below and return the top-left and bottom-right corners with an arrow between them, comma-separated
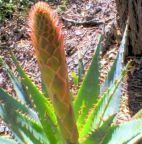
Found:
0,0 -> 142,135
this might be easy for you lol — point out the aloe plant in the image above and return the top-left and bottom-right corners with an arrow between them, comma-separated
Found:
0,2 -> 142,144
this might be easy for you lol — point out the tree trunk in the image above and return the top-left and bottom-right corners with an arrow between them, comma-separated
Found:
116,0 -> 142,56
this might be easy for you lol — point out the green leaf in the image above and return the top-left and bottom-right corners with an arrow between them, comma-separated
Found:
78,55 -> 84,82
0,136 -> 17,144
11,54 -> 59,144
92,64 -> 128,130
102,119 -> 142,144
101,54 -> 118,93
71,71 -> 78,86
11,54 -> 56,123
126,133 -> 142,144
74,34 -> 102,128
81,115 -> 115,144
102,23 -> 129,119
0,104 -> 28,143
0,88 -> 38,121
1,59 -> 32,106
79,65 -> 127,138
15,111 -> 49,144
0,104 -> 49,144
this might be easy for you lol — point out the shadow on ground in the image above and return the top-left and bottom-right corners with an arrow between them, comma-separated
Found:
127,58 -> 142,116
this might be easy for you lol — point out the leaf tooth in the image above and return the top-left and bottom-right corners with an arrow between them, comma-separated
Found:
79,130 -> 94,143
17,110 -> 39,125
16,111 -> 45,143
79,106 -> 95,132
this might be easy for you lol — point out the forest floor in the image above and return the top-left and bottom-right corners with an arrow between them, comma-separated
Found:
0,0 -> 142,134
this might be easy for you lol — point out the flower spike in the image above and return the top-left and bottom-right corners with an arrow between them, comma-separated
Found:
29,2 -> 78,144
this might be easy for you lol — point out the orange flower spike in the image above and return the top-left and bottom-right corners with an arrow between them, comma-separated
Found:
29,2 -> 78,144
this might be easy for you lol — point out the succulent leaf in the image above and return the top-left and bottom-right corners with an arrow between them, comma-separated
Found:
74,35 -> 102,129
125,133 -> 142,144
0,103 -> 48,144
81,115 -> 115,144
102,119 -> 142,144
0,88 -> 38,121
101,54 -> 118,94
79,63 -> 128,138
11,54 -> 58,143
102,23 -> 129,119
0,104 -> 29,143
71,71 -> 79,86
92,63 -> 129,130
0,136 -> 17,144
15,111 -> 49,144
1,58 -> 32,106
78,55 -> 84,82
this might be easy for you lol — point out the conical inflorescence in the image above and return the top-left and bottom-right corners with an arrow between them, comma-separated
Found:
29,2 -> 78,144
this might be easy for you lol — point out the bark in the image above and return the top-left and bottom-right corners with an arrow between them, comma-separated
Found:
116,0 -> 142,56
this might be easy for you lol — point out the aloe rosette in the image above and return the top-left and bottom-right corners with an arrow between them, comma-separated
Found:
1,2 -> 142,144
